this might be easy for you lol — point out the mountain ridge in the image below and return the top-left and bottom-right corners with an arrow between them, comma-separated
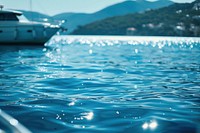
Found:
71,0 -> 200,37
53,0 -> 174,33
19,0 -> 174,33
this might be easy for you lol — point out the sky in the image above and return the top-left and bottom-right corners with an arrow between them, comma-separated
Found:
0,0 -> 196,16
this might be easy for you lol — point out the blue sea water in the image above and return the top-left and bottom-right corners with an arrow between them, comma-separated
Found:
0,35 -> 200,133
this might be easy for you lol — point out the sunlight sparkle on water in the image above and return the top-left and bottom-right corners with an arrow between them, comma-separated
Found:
68,101 -> 75,106
142,120 -> 158,130
142,123 -> 148,130
149,121 -> 158,129
89,49 -> 93,54
48,36 -> 200,49
82,112 -> 94,120
134,49 -> 138,54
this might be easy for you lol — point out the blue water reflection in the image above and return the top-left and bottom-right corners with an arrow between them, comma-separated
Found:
0,36 -> 200,133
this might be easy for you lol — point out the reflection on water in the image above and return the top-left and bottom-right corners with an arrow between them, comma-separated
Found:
0,36 -> 200,133
142,120 -> 158,130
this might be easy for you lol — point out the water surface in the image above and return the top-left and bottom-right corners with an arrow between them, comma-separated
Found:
0,36 -> 200,133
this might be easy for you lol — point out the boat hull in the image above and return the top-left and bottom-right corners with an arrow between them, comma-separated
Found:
0,42 -> 47,46
0,22 -> 60,46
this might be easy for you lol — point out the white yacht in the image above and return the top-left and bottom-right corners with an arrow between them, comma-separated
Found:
0,5 -> 64,45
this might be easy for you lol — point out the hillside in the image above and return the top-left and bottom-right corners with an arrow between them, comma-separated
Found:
54,0 -> 173,33
19,10 -> 52,22
71,0 -> 200,37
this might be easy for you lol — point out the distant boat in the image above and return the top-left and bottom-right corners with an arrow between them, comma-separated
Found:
0,5 -> 66,45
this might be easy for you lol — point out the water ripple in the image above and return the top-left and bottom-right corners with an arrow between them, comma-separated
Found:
0,36 -> 200,133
